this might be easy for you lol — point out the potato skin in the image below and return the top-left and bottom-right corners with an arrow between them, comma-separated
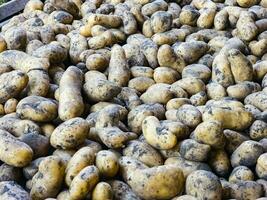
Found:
50,117 -> 89,150
0,129 -> 33,167
30,156 -> 65,200
96,150 -> 119,178
186,170 -> 222,200
58,66 -> 84,121
0,70 -> 28,103
16,96 -> 58,122
109,180 -> 141,200
0,181 -> 30,200
92,182 -> 113,200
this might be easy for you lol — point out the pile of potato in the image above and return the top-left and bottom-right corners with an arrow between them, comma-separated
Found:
0,0 -> 267,199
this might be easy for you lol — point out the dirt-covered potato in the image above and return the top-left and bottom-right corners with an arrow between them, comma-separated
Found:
177,104 -> 202,128
229,166 -> 255,183
186,170 -> 222,200
69,165 -> 99,200
208,150 -> 231,177
230,181 -> 264,199
0,70 -> 28,104
109,180 -> 141,200
30,156 -> 65,199
0,181 -> 30,200
96,150 -> 119,178
231,140 -> 264,167
0,163 -> 21,182
256,153 -> 267,180
65,147 -> 95,186
0,129 -> 33,167
120,157 -> 185,200
4,98 -> 18,114
16,96 -> 58,122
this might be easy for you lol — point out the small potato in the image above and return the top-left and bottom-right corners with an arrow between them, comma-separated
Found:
58,66 -> 84,121
173,77 -> 205,96
0,70 -> 28,104
192,120 -> 225,148
16,96 -> 58,122
177,104 -> 202,128
140,39 -> 159,69
65,147 -> 96,186
109,180 -> 141,200
206,82 -> 227,100
86,53 -> 109,71
50,117 -> 89,150
245,91 -> 267,111
231,140 -> 264,168
179,139 -> 211,162
0,181 -> 30,200
229,166 -> 254,183
31,156 -> 65,199
96,150 -> 119,178
92,182 -> 113,200
69,165 -> 99,200
23,157 -> 44,180
190,91 -> 207,106
230,181 -> 263,200
127,103 -> 165,134
153,67 -> 180,84
128,77 -> 155,93
150,11 -> 172,33
179,5 -> 200,26
256,153 -> 267,180
237,0 -> 260,7
0,163 -> 21,182
41,123 -> 55,138
186,170 -> 222,200
182,64 -> 211,83
166,98 -> 191,110
130,66 -> 154,78
4,98 -> 18,114
249,120 -> 267,140
123,140 -> 163,167
0,129 -> 33,167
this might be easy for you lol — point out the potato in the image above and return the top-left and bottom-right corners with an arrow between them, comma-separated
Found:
58,66 -> 84,121
203,106 -> 253,131
230,181 -> 263,199
50,117 -> 89,150
69,165 -> 99,199
173,77 -> 205,96
4,27 -> 27,50
179,139 -> 211,162
143,116 -> 183,150
31,156 -> 65,199
0,70 -> 28,103
0,181 -> 30,200
186,170 -> 222,200
130,66 -> 154,78
16,96 -> 58,122
231,140 -> 264,168
177,104 -> 202,128
245,91 -> 267,111
140,83 -> 174,104
179,5 -> 200,26
20,133 -> 50,158
141,0 -> 168,16
0,129 -> 33,167
83,71 -> 121,102
256,153 -> 267,180
123,140 -> 163,167
237,0 -> 260,7
157,44 -> 185,73
121,158 -> 185,200
65,147 -> 96,186
4,98 -> 18,114
182,64 -> 211,83
95,150 -> 119,177
92,182 -> 113,200
166,98 -> 191,110
224,129 -> 250,154
154,67 -> 180,84
109,180 -> 141,200
229,166 -> 255,183
172,195 -> 197,200
192,120 -> 225,148
0,163 -> 21,182
249,120 -> 267,140
128,103 -> 165,134
208,150 -> 231,177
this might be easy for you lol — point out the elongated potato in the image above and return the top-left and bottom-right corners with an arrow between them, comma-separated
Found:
31,156 -> 65,199
58,66 -> 84,121
0,129 -> 33,167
